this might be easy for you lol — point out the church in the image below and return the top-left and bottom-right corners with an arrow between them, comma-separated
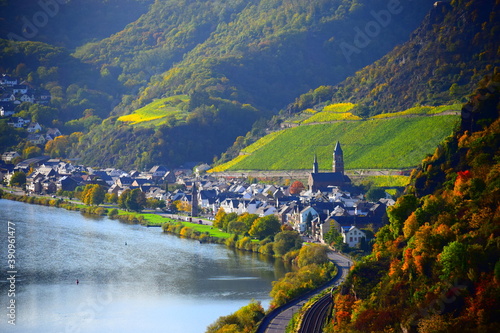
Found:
308,141 -> 351,192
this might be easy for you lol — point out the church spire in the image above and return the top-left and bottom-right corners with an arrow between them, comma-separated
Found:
333,141 -> 344,174
313,154 -> 318,174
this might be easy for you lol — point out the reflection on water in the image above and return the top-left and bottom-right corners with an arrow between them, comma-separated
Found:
0,200 -> 287,333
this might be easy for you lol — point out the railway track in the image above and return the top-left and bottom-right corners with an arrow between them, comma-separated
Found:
298,293 -> 333,333
257,252 -> 352,333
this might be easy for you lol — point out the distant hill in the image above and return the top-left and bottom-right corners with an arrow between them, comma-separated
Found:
74,0 -> 434,114
69,0 -> 436,169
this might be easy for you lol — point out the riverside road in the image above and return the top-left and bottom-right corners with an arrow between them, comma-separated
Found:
258,251 -> 353,333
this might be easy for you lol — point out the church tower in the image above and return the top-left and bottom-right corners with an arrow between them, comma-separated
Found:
333,141 -> 344,175
191,182 -> 198,217
312,154 -> 319,174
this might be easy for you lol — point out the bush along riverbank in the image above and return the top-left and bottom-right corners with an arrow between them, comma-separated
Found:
207,244 -> 337,333
161,215 -> 338,333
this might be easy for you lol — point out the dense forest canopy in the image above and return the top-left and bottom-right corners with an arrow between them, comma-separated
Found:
0,0 -> 154,49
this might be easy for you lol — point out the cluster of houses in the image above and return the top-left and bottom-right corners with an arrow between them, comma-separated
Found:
1,74 -> 59,146
0,74 -> 51,116
0,150 -> 395,248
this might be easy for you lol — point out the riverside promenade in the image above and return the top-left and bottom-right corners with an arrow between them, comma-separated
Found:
257,251 -> 353,333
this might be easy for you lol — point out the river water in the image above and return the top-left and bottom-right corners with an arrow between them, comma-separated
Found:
0,200 -> 287,332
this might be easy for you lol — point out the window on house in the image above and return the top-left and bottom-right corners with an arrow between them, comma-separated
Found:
350,237 -> 353,242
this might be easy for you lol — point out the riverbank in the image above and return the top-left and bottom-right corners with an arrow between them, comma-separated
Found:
1,189 -> 341,332
0,199 -> 284,333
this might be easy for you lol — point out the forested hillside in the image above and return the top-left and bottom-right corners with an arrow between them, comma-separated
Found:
0,0 -> 153,48
286,0 -> 500,117
77,0 -> 433,114
325,74 -> 500,332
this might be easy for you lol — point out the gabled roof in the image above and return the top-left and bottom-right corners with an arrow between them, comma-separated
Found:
310,172 -> 346,183
150,165 -> 168,173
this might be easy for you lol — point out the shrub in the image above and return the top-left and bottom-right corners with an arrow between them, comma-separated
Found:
108,208 -> 119,217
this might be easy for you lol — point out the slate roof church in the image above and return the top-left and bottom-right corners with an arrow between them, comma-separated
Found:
308,141 -> 351,192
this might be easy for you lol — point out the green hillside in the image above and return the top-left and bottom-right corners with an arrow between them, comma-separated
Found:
286,0 -> 499,117
211,115 -> 459,171
75,0 -> 434,114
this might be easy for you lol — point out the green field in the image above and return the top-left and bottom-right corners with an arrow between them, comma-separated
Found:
213,115 -> 459,171
118,95 -> 189,127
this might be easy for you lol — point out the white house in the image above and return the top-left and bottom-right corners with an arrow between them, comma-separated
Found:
0,74 -> 18,86
20,93 -> 35,103
254,204 -> 277,217
27,122 -> 42,133
0,93 -> 15,102
149,165 -> 168,178
1,151 -> 20,163
12,85 -> 28,94
341,226 -> 366,248
7,117 -> 30,128
295,206 -> 319,233
220,198 -> 240,214
45,128 -> 62,141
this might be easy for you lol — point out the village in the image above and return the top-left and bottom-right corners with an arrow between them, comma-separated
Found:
0,73 -> 60,146
1,141 -> 395,251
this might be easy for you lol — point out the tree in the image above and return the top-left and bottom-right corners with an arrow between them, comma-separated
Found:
237,213 -> 259,230
324,224 -> 343,248
296,244 -> 330,268
82,184 -> 105,206
273,230 -> 303,257
213,208 -> 227,229
44,135 -> 71,158
222,212 -> 238,231
249,215 -> 281,240
439,241 -> 467,279
10,171 -> 26,187
146,198 -> 165,209
105,193 -> 118,204
289,181 -> 305,194
227,220 -> 248,235
22,145 -> 42,159
365,187 -> 386,202
387,194 -> 419,238
119,188 -> 146,212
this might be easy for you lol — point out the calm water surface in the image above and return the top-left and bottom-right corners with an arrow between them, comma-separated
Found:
0,200 -> 287,332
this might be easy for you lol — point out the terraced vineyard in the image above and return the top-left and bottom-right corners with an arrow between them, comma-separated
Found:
118,95 -> 189,127
211,115 -> 459,172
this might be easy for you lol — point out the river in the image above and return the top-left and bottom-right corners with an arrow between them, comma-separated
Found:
0,200 -> 287,332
